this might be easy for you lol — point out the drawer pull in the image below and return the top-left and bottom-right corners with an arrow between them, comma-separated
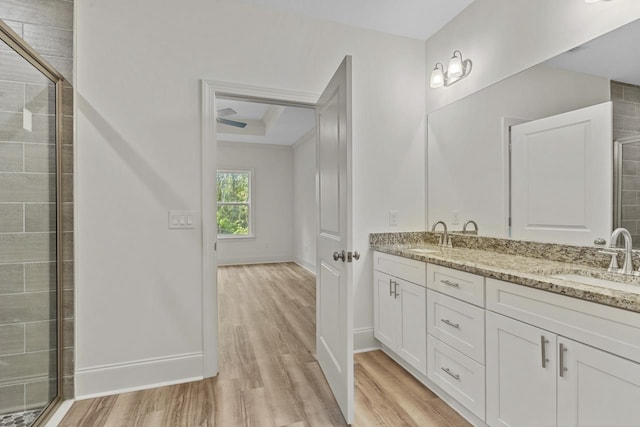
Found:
559,343 -> 568,377
441,279 -> 460,288
441,367 -> 460,380
541,335 -> 549,368
389,279 -> 393,297
440,318 -> 460,329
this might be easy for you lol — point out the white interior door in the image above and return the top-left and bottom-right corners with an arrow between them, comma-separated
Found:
511,102 -> 612,245
316,56 -> 354,424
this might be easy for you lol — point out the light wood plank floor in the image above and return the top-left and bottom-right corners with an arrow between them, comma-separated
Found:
60,263 -> 469,426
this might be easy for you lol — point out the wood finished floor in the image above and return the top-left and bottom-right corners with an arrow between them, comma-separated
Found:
60,263 -> 470,426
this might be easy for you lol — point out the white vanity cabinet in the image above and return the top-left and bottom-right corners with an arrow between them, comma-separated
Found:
372,250 -> 640,427
373,252 -> 427,374
486,278 -> 640,427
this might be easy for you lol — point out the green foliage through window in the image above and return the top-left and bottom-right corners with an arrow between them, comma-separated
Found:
217,171 -> 251,236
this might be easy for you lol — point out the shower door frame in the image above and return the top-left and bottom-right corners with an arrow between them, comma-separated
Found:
614,135 -> 640,230
0,19 -> 67,425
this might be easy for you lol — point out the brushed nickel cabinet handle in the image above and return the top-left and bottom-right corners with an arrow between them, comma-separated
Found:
559,343 -> 568,377
441,367 -> 460,380
541,336 -> 549,368
389,279 -> 393,297
441,279 -> 460,288
441,319 -> 460,329
394,281 -> 399,299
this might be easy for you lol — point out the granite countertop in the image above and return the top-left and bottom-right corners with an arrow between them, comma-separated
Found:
371,243 -> 640,313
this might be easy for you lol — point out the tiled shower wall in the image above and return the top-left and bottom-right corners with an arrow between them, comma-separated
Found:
613,81 -> 640,247
0,0 -> 74,415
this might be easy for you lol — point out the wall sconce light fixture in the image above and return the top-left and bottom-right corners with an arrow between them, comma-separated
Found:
429,50 -> 472,89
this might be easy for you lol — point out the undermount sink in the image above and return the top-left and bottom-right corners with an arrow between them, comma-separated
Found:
550,273 -> 640,295
407,248 -> 439,255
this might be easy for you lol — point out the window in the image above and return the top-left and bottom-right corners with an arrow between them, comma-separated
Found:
217,170 -> 252,238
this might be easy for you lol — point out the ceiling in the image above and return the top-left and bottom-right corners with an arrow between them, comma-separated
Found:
544,18 -> 640,86
216,98 -> 316,146
234,0 -> 475,40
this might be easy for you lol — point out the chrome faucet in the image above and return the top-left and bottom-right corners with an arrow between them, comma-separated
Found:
463,220 -> 478,234
431,220 -> 452,248
602,228 -> 635,275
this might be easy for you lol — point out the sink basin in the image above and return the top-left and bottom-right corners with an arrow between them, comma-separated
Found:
550,273 -> 640,295
407,248 -> 438,255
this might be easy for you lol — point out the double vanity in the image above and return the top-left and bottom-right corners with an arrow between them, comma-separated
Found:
371,231 -> 640,427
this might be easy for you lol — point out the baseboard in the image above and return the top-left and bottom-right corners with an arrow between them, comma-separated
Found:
293,257 -> 316,275
353,328 -> 380,353
75,353 -> 203,399
217,255 -> 292,266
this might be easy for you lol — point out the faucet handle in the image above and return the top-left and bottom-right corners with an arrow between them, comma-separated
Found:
598,250 -> 619,273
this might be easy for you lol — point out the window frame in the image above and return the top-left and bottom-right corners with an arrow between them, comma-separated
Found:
216,169 -> 254,239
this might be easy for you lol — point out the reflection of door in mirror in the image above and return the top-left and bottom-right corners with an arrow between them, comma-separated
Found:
510,102 -> 613,247
613,80 -> 640,248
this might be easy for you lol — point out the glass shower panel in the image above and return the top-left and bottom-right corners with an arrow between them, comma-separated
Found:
0,36 -> 58,426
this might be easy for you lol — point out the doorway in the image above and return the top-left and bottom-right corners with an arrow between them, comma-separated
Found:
213,97 -> 316,267
202,58 -> 355,423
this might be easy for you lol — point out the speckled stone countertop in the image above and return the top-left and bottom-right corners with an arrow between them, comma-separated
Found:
370,233 -> 640,314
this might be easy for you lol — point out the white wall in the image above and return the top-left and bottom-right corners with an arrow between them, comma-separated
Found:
76,0 -> 425,395
425,0 -> 640,113
293,131 -> 316,273
216,142 -> 294,265
428,65 -> 610,237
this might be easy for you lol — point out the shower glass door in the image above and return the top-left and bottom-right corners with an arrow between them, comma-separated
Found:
0,27 -> 61,427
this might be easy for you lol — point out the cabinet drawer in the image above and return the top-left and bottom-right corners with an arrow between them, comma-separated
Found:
486,278 -> 640,364
427,290 -> 485,364
374,251 -> 426,286
427,264 -> 485,307
427,335 -> 486,421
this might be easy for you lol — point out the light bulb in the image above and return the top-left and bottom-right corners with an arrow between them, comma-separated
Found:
430,64 -> 444,88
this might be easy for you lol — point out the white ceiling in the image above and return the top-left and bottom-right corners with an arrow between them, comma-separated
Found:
217,98 -> 316,146
234,0 -> 475,40
544,18 -> 640,86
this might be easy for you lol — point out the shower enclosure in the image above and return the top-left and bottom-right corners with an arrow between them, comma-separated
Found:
614,135 -> 640,249
0,20 -> 66,427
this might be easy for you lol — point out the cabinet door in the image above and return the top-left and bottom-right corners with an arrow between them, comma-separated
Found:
557,337 -> 640,427
373,271 -> 397,349
397,280 -> 427,374
486,312 -> 557,427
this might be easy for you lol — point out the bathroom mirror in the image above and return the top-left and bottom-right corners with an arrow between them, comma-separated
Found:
427,18 -> 640,247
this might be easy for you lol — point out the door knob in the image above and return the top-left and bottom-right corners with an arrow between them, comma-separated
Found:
333,250 -> 346,262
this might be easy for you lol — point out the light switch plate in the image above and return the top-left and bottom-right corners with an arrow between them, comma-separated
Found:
169,210 -> 196,229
